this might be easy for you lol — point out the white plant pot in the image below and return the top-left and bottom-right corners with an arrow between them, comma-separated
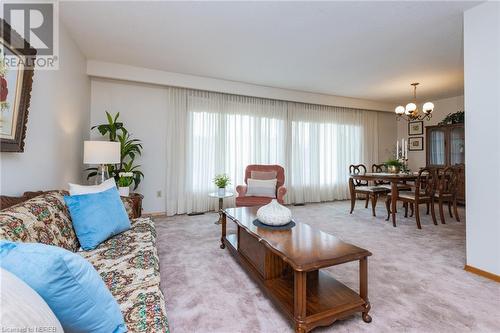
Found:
119,186 -> 130,197
257,199 -> 292,226
217,187 -> 226,196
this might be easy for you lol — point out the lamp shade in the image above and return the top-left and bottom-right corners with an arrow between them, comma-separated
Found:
83,141 -> 120,164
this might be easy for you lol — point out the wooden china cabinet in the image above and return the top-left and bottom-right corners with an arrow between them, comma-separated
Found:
425,123 -> 465,204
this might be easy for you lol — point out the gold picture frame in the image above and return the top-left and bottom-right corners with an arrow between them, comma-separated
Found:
0,18 -> 36,152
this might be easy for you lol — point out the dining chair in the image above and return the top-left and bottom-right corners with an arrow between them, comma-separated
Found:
435,166 -> 460,224
349,164 -> 390,217
385,168 -> 438,229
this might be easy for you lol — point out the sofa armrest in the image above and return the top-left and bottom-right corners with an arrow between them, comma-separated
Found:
236,185 -> 248,197
277,185 -> 287,202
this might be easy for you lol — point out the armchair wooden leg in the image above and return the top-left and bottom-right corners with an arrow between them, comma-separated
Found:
438,199 -> 446,224
448,202 -> 453,218
426,203 -> 430,215
365,195 -> 369,208
370,194 -> 378,217
453,198 -> 460,222
415,203 -> 422,229
404,203 -> 408,218
430,200 -> 438,225
410,203 -> 414,217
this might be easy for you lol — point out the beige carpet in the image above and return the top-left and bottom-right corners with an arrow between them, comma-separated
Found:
154,200 -> 500,333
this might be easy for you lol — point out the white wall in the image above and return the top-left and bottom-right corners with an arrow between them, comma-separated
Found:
378,112 -> 398,163
90,79 -> 167,213
87,60 -> 394,112
397,95 -> 464,171
90,78 -> 397,214
0,23 -> 90,196
464,2 -> 500,276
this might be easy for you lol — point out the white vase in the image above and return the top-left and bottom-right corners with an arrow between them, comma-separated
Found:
257,199 -> 292,226
119,186 -> 130,197
217,187 -> 226,196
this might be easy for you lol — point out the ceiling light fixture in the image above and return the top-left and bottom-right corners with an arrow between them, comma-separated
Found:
395,83 -> 434,121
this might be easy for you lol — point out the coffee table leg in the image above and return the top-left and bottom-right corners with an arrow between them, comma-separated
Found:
214,198 -> 224,224
220,211 -> 226,249
294,271 -> 307,333
360,257 -> 372,323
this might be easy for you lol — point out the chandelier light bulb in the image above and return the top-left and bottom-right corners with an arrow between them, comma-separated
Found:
395,106 -> 405,115
423,102 -> 434,114
405,103 -> 417,115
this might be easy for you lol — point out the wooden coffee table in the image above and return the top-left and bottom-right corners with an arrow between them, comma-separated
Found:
220,207 -> 372,333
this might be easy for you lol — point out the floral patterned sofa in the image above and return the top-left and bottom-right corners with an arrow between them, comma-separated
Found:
0,191 -> 169,333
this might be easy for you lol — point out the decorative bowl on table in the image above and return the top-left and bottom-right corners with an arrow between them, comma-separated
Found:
257,199 -> 292,226
387,165 -> 400,174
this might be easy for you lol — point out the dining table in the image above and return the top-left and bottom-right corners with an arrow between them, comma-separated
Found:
349,172 -> 418,227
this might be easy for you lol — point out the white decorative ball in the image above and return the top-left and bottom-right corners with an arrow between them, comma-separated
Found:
257,199 -> 292,226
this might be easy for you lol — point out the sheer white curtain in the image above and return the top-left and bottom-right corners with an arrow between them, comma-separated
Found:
286,103 -> 378,204
165,88 -> 188,216
166,88 -> 286,215
430,130 -> 446,165
165,87 -> 379,215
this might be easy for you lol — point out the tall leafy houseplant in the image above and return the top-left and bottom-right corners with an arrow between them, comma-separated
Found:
87,112 -> 144,190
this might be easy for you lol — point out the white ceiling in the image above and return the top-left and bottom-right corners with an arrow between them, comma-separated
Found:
60,1 -> 479,104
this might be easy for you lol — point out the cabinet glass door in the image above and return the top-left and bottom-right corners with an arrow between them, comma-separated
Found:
450,126 -> 465,165
428,128 -> 446,166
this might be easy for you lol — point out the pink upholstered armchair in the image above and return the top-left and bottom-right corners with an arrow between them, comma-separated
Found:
235,164 -> 287,207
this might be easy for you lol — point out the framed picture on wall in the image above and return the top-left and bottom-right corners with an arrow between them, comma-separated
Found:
0,18 -> 37,152
408,137 -> 424,151
408,121 -> 423,136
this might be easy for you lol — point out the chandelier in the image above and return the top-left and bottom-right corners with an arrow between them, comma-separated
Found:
395,83 -> 434,121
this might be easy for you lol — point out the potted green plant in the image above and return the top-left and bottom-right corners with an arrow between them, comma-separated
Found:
214,174 -> 231,196
439,110 -> 464,125
87,112 -> 144,190
385,159 -> 404,174
117,172 -> 134,197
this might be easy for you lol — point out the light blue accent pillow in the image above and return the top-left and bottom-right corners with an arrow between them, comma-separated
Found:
64,187 -> 131,250
0,241 -> 127,333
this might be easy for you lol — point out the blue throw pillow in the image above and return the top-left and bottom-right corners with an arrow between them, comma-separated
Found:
0,241 -> 127,333
64,187 -> 131,250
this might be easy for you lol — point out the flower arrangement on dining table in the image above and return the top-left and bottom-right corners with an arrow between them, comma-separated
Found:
385,159 -> 405,174
389,138 -> 410,173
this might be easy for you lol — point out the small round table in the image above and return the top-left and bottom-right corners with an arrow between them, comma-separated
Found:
208,191 -> 234,224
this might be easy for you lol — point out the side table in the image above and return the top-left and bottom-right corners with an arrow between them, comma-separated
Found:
208,191 -> 234,224
126,193 -> 144,218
